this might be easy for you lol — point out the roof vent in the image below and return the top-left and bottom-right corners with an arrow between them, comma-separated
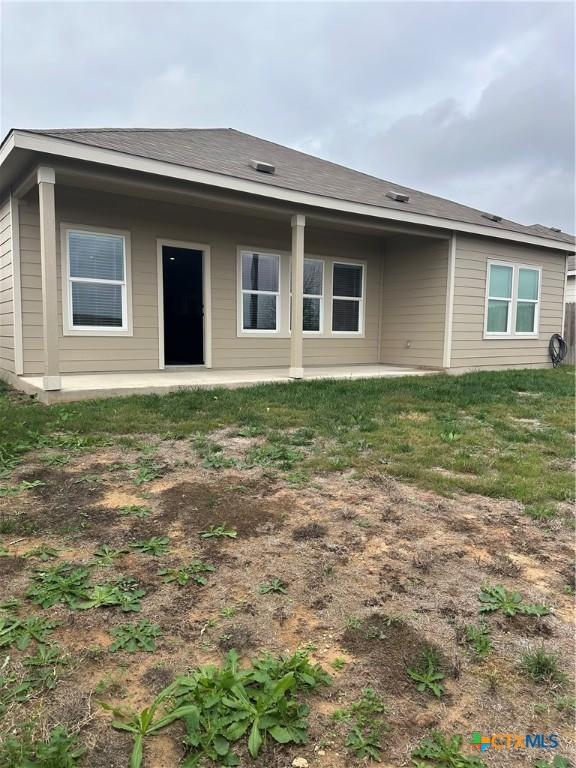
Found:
386,190 -> 410,203
481,212 -> 503,223
549,226 -> 562,233
249,159 -> 275,175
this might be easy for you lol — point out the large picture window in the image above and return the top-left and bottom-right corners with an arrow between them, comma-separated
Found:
332,262 -> 364,333
485,262 -> 540,337
65,228 -> 129,333
241,251 -> 280,331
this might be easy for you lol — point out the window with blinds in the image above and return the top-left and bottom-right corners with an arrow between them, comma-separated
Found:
332,262 -> 364,333
66,230 -> 128,331
241,251 -> 280,331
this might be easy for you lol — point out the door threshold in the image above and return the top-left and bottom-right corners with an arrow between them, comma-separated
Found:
163,365 -> 206,370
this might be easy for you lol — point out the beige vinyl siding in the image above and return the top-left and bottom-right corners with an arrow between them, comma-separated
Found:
20,199 -> 45,375
379,237 -> 449,368
0,197 -> 15,373
450,235 -> 566,369
20,186 -> 383,374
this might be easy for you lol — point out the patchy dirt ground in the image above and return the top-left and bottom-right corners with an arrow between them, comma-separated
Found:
0,433 -> 574,767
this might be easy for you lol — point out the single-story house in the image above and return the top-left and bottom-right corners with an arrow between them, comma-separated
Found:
0,128 -> 574,401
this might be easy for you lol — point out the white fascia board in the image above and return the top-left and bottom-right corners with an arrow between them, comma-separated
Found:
6,130 -> 576,253
0,132 -> 15,166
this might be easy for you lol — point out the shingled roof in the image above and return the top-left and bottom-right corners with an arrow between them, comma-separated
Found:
15,128 -> 576,245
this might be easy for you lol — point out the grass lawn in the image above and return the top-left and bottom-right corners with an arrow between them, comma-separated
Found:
0,367 -> 574,767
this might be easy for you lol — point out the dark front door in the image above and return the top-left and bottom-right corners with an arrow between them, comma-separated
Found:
162,246 -> 204,365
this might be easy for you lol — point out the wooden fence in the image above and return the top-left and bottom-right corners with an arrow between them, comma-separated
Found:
564,303 -> 575,365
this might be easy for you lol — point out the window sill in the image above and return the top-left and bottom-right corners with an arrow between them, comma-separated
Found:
236,331 -> 365,339
63,328 -> 133,337
483,333 -> 539,340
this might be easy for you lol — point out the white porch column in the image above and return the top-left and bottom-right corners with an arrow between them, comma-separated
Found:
290,214 -> 305,378
37,166 -> 61,391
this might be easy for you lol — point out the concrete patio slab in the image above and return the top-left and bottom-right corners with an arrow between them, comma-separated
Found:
19,364 -> 433,403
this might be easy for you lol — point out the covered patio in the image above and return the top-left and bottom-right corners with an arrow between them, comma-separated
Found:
2,152 -> 452,401
20,364 -> 431,403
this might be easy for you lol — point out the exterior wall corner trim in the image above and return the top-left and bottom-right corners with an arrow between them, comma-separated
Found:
443,233 -> 456,368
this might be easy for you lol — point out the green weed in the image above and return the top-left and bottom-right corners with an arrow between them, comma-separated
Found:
23,544 -> 60,561
26,564 -> 91,608
460,623 -> 492,658
554,694 -> 575,714
99,683 -> 195,768
533,757 -> 571,768
41,453 -> 71,466
102,647 -> 329,767
76,578 -> 146,612
478,584 -> 550,617
130,536 -> 170,556
524,503 -> 557,521
411,731 -> 485,767
332,688 -> 388,761
199,524 -> 237,540
119,505 -> 151,518
0,479 -> 45,497
158,560 -> 215,587
0,725 -> 85,767
258,578 -> 287,594
93,544 -> 129,566
22,643 -> 67,668
407,648 -> 445,698
110,619 -> 162,653
203,453 -> 237,470
133,456 -> 165,484
247,443 -> 303,470
520,647 -> 566,685
0,614 -> 61,650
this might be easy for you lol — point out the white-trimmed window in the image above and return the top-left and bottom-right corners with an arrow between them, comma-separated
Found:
240,250 -> 280,332
64,227 -> 130,334
290,258 -> 324,333
485,262 -> 540,337
332,262 -> 364,333
515,267 -> 540,333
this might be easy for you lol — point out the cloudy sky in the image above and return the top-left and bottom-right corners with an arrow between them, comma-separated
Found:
1,1 -> 574,231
